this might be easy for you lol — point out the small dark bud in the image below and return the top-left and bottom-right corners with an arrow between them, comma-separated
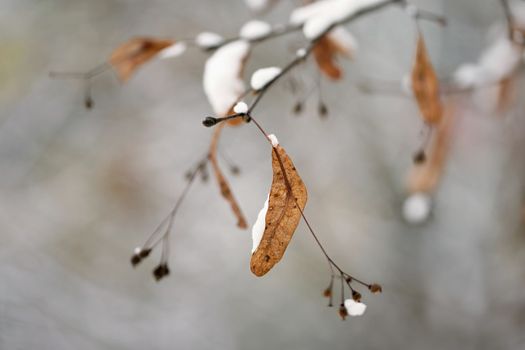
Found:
338,304 -> 348,320
323,287 -> 332,298
153,263 -> 170,281
369,283 -> 382,294
84,96 -> 94,110
230,166 -> 241,175
352,290 -> 362,302
345,276 -> 352,283
413,150 -> 426,164
292,102 -> 303,115
131,254 -> 141,267
318,102 -> 328,118
185,170 -> 193,181
202,116 -> 218,127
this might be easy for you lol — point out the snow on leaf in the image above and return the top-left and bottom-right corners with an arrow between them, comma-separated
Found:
250,142 -> 308,277
203,40 -> 250,117
109,37 -> 174,82
290,0 -> 388,40
411,33 -> 443,125
250,67 -> 282,91
239,20 -> 272,41
344,299 -> 367,316
251,195 -> 269,253
196,32 -> 224,49
312,26 -> 357,80
157,42 -> 187,59
208,123 -> 248,229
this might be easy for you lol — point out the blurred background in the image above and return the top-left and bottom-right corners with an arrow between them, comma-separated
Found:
1,0 -> 525,349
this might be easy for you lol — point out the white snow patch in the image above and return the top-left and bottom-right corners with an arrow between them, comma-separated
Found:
250,66 -> 282,90
402,192 -> 432,224
251,195 -> 269,253
344,299 -> 367,316
233,101 -> 248,114
157,42 -> 187,59
240,20 -> 272,41
203,40 -> 250,116
133,247 -> 142,255
453,35 -> 521,88
268,134 -> 279,147
290,0 -> 388,40
296,48 -> 307,58
196,32 -> 224,49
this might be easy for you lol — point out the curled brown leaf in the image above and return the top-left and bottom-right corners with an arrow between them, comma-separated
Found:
208,123 -> 248,229
109,37 -> 174,82
411,33 -> 443,125
250,144 -> 307,277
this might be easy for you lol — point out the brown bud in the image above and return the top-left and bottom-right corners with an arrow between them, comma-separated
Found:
131,254 -> 141,267
84,96 -> 94,110
323,287 -> 332,298
338,304 -> 348,320
293,102 -> 303,115
369,283 -> 382,294
413,150 -> 426,164
352,290 -> 362,302
318,102 -> 328,118
153,263 -> 170,281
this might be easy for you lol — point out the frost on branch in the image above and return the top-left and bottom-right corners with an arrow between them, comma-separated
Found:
109,37 -> 174,81
203,40 -> 250,118
250,141 -> 307,276
290,0 -> 388,40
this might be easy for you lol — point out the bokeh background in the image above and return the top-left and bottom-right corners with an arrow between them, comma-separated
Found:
1,0 -> 525,349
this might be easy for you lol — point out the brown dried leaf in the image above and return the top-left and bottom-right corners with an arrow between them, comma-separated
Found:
208,123 -> 248,229
250,144 -> 308,277
313,35 -> 344,80
109,37 -> 174,82
411,33 -> 443,125
313,28 -> 355,81
408,101 -> 455,193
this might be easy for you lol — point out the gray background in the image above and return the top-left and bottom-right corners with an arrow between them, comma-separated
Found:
1,0 -> 525,349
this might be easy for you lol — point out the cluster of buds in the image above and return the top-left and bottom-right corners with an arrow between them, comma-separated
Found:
323,274 -> 382,320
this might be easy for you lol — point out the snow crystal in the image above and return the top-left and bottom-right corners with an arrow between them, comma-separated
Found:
251,196 -> 269,253
402,192 -> 432,224
203,40 -> 250,116
250,67 -> 282,90
240,20 -> 272,41
196,32 -> 224,49
157,42 -> 187,59
233,101 -> 248,114
290,0 -> 388,40
268,134 -> 279,147
344,299 -> 367,316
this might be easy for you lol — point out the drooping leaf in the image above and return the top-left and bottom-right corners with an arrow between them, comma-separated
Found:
250,143 -> 307,277
408,101 -> 455,193
411,33 -> 443,125
313,27 -> 356,80
109,37 -> 174,82
208,123 -> 248,229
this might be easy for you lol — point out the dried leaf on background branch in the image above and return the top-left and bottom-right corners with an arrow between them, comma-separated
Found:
408,101 -> 456,194
208,123 -> 248,229
109,37 -> 174,82
313,26 -> 357,80
251,142 -> 308,277
411,33 -> 443,125
203,40 -> 250,126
